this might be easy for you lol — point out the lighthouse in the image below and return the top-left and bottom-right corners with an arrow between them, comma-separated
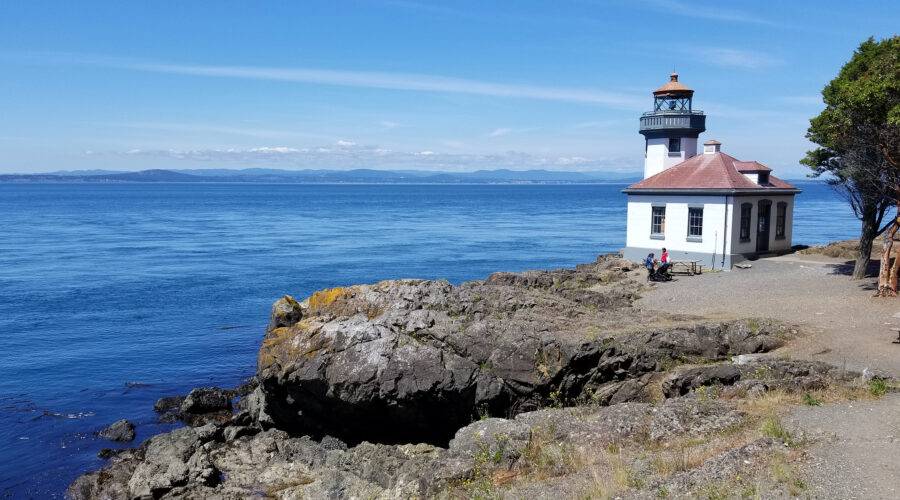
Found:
638,73 -> 706,179
622,74 -> 801,270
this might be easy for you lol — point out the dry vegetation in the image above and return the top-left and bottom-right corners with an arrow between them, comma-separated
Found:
799,233 -> 900,260
442,366 -> 888,500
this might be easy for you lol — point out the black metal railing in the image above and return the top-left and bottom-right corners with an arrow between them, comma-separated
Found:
639,113 -> 706,131
641,110 -> 705,116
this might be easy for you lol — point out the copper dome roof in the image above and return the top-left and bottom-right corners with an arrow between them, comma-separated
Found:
653,73 -> 694,96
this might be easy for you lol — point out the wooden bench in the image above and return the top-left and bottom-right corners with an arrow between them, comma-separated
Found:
669,260 -> 701,275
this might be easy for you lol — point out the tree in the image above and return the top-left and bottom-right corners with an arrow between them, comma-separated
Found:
803,36 -> 900,292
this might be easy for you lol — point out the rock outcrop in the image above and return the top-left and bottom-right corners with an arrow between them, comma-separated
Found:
70,255 -> 826,499
252,256 -> 788,445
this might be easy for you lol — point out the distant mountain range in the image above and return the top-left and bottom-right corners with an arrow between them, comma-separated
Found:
0,168 -> 643,184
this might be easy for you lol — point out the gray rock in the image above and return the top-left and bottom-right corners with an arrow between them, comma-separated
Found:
68,257 -> 816,499
255,268 -> 786,444
266,294 -> 303,333
99,419 -> 136,442
181,387 -> 231,415
152,395 -> 186,413
661,364 -> 742,397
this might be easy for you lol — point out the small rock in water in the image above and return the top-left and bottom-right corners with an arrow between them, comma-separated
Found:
99,419 -> 135,442
153,395 -> 186,413
181,387 -> 232,415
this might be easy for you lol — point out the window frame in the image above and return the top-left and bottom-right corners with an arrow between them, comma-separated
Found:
740,202 -> 752,242
775,201 -> 787,239
687,205 -> 703,242
668,137 -> 681,156
650,204 -> 666,240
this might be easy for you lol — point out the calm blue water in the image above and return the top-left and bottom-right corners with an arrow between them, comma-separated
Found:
0,181 -> 857,497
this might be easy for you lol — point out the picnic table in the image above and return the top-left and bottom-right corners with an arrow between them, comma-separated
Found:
668,259 -> 702,275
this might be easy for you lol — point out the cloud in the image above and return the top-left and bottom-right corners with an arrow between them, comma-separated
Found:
488,128 -> 511,137
50,53 -> 644,110
572,119 -> 627,129
104,140 -> 632,171
94,121 -> 333,140
379,121 -> 400,129
696,48 -> 783,70
632,0 -> 781,27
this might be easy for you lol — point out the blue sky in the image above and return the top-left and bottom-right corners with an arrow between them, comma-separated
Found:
1,1 -> 898,178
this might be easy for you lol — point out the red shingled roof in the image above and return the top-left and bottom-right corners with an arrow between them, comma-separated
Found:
627,152 -> 796,190
733,161 -> 772,172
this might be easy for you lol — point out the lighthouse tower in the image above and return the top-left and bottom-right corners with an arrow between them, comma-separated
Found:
638,73 -> 706,179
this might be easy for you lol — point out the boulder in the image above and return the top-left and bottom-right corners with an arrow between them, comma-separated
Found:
153,395 -> 186,413
266,294 -> 302,333
181,387 -> 231,415
253,264 -> 788,445
99,419 -> 136,442
662,365 -> 742,397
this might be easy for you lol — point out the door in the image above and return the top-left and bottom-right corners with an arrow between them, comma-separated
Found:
756,200 -> 771,252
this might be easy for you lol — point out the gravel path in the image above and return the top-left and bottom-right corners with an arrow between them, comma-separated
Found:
635,254 -> 900,498
785,393 -> 900,500
635,254 -> 900,376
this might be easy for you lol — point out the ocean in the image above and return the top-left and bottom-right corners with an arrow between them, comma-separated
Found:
0,181 -> 858,497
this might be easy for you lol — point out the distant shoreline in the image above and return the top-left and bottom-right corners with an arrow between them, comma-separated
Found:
0,168 -> 644,185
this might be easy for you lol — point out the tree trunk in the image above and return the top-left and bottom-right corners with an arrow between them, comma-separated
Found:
854,205 -> 878,279
877,215 -> 898,296
889,202 -> 900,294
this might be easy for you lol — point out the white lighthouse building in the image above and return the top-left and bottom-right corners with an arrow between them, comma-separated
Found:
622,74 -> 801,270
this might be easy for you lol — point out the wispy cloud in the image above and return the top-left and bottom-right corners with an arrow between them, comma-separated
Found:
379,121 -> 401,129
696,48 -> 783,70
571,119 -> 627,129
44,52 -> 644,110
488,128 -> 511,137
104,140 -> 632,171
632,0 -> 782,27
94,121 -> 334,140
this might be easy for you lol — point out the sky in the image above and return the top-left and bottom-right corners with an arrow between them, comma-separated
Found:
0,1 -> 898,178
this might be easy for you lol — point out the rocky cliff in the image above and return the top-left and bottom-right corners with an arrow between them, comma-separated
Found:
70,255 -> 851,499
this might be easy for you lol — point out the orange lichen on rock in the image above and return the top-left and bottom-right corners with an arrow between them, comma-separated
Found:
261,326 -> 292,348
308,287 -> 349,310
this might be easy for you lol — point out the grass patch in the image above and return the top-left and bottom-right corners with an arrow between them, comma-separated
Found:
802,392 -> 822,406
760,418 -> 803,449
868,378 -> 888,397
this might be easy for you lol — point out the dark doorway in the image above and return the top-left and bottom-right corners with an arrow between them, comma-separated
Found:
757,200 -> 771,252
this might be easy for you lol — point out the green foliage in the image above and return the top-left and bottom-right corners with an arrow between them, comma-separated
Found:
804,36 -> 900,169
802,392 -> 822,406
761,418 -> 803,449
802,36 -> 900,277
868,377 -> 888,397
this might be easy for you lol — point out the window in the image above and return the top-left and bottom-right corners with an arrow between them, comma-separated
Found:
758,172 -> 770,185
668,137 -> 681,153
740,203 -> 752,241
775,202 -> 787,239
688,206 -> 703,240
651,205 -> 666,237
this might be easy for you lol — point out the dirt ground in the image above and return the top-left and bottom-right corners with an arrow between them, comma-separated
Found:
635,253 -> 900,499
